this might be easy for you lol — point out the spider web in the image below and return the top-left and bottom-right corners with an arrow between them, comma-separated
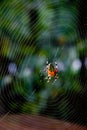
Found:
0,0 -> 87,125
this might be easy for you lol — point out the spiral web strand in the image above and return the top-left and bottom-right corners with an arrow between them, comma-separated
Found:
0,0 -> 87,126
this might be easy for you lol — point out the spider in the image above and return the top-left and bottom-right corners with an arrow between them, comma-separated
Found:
45,61 -> 58,82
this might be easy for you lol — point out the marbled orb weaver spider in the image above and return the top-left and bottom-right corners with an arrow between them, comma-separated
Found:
45,60 -> 58,82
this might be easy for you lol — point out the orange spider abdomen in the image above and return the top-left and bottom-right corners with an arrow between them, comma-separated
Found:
47,70 -> 55,77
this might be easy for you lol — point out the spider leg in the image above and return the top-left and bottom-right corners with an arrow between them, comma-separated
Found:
46,60 -> 49,65
52,75 -> 58,83
47,76 -> 51,82
55,62 -> 58,69
44,74 -> 49,80
55,74 -> 58,79
46,60 -> 49,70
